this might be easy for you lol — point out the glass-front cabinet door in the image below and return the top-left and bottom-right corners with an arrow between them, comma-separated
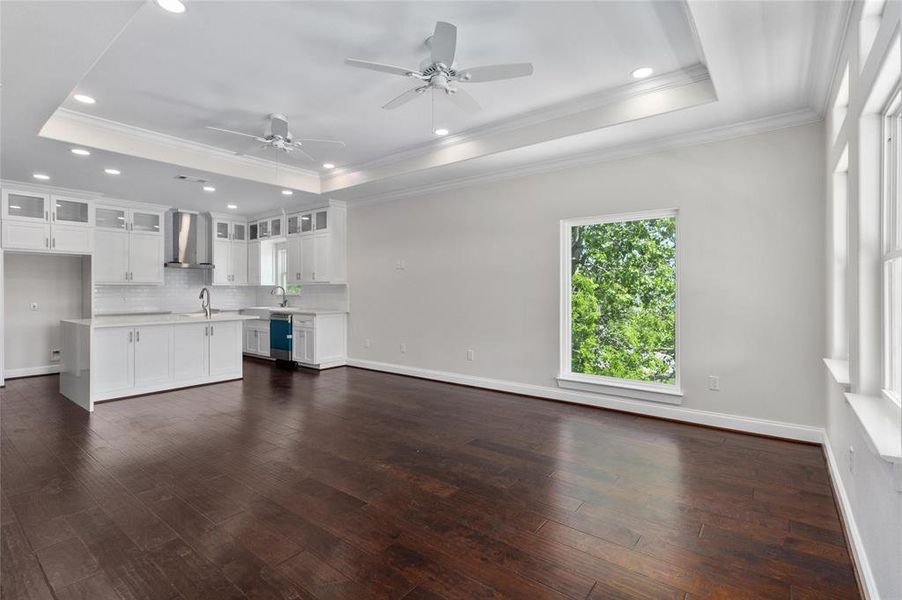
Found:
232,222 -> 246,241
300,213 -> 313,233
314,210 -> 328,231
53,196 -> 93,226
287,215 -> 300,235
215,220 -> 231,240
131,210 -> 161,233
2,189 -> 49,222
249,222 -> 258,240
259,220 -> 269,238
270,216 -> 282,238
95,206 -> 127,230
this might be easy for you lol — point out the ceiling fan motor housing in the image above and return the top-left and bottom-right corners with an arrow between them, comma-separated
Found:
265,113 -> 291,141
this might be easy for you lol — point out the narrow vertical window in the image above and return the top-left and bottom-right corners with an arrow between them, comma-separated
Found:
883,89 -> 902,405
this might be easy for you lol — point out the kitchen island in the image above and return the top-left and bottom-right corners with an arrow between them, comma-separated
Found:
59,312 -> 259,411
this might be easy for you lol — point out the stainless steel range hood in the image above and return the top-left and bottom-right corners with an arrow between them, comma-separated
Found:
164,210 -> 214,269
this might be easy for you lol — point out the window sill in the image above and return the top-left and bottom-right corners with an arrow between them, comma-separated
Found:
556,374 -> 683,405
823,358 -> 851,391
844,392 -> 902,464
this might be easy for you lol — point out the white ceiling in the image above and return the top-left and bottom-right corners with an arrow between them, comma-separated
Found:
0,1 -> 848,215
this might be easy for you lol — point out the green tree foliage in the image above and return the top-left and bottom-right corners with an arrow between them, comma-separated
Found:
571,217 -> 676,384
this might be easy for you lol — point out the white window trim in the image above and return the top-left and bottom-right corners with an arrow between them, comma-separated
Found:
881,87 -> 902,407
558,208 -> 682,404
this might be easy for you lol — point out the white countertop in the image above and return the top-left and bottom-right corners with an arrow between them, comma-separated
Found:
63,313 -> 260,328
240,307 -> 348,316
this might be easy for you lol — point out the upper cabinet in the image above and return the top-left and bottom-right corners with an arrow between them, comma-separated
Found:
285,202 -> 346,284
94,203 -> 164,285
211,216 -> 248,286
253,214 -> 283,240
1,188 -> 94,254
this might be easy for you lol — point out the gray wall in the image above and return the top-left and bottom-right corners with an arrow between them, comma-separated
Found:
3,253 -> 87,375
347,122 -> 826,429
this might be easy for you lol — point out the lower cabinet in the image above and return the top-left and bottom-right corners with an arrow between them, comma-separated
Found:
291,314 -> 347,369
243,321 -> 271,357
92,320 -> 244,401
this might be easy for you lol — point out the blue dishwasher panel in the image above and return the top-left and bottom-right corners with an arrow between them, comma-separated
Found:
269,314 -> 293,360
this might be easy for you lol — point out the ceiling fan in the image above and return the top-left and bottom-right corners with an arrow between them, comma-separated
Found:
207,113 -> 344,162
345,21 -> 534,113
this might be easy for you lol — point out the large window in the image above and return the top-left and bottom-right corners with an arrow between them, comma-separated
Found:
883,89 -> 902,405
560,210 -> 679,397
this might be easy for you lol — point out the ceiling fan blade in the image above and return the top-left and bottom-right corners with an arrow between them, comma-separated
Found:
206,126 -> 263,140
294,138 -> 346,148
446,86 -> 480,113
382,87 -> 426,110
345,58 -> 418,77
430,21 -> 457,66
460,63 -> 534,82
288,145 -> 316,162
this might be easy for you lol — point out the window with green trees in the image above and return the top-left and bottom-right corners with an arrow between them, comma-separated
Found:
564,211 -> 678,387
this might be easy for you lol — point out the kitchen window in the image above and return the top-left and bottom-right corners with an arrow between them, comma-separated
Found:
883,88 -> 902,406
558,209 -> 680,402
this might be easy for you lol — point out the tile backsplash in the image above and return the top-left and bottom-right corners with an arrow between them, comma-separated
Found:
93,269 -> 257,314
93,269 -> 349,314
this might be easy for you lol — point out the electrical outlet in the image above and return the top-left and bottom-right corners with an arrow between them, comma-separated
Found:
466,349 -> 474,361
29,302 -> 39,311
50,349 -> 61,362
708,375 -> 720,391
849,446 -> 855,473
364,339 -> 371,349
395,259 -> 406,270
400,342 -> 407,354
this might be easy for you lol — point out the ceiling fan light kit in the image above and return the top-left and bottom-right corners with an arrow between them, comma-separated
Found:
206,113 -> 345,165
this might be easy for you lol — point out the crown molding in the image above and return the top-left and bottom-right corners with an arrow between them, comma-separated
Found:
325,64 -> 711,182
39,108 -> 322,193
350,107 -> 822,206
808,0 -> 854,117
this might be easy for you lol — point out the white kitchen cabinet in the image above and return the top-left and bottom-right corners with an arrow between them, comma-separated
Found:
172,323 -> 208,381
85,318 -> 249,403
1,221 -> 49,251
128,232 -> 163,283
211,216 -> 248,286
284,202 -> 346,284
94,230 -> 130,283
208,320 -> 242,377
291,313 -> 346,369
247,241 -> 261,285
93,327 -> 134,396
243,321 -> 271,357
1,189 -> 94,253
133,325 -> 172,387
94,203 -> 164,284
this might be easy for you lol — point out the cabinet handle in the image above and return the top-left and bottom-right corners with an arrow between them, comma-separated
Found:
45,238 -> 49,248
52,238 -> 55,249
136,331 -> 140,343
210,325 -> 214,336
44,210 -> 48,221
129,331 -> 133,343
204,326 -> 208,337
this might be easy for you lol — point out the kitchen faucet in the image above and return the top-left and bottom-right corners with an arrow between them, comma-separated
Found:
199,287 -> 212,318
271,285 -> 288,308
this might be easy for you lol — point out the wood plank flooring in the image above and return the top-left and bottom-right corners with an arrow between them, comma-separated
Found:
0,361 -> 859,599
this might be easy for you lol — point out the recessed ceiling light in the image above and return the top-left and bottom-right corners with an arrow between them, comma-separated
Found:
202,185 -> 216,192
70,148 -> 91,156
281,189 -> 293,196
32,173 -> 50,180
434,128 -> 449,136
322,163 -> 335,169
104,168 -> 121,175
631,66 -> 654,79
154,0 -> 186,13
227,204 -> 238,210
73,94 -> 96,104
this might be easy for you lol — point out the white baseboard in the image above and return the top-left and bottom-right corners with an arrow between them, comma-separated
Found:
822,436 -> 879,600
345,358 -> 824,443
4,364 -> 60,379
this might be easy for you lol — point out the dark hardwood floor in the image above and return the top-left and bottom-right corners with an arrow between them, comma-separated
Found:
1,360 -> 859,599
